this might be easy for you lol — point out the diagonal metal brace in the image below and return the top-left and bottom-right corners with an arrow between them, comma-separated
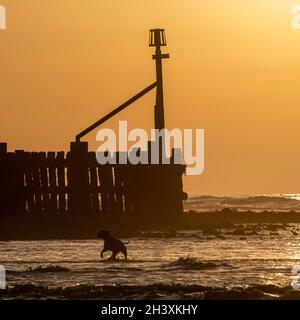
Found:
76,82 -> 157,142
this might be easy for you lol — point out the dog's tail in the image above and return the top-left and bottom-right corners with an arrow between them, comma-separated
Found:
123,240 -> 131,244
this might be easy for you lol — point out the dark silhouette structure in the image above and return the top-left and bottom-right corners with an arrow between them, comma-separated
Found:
0,29 -> 187,238
75,29 -> 169,143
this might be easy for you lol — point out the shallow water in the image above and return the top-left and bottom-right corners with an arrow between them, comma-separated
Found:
1,225 -> 300,298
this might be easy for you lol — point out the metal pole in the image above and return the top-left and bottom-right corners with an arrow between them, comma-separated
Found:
151,29 -> 169,130
76,82 -> 157,142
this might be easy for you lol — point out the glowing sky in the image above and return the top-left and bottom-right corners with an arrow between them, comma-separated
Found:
1,0 -> 300,195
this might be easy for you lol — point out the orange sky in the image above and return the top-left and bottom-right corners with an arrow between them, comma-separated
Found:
1,0 -> 300,195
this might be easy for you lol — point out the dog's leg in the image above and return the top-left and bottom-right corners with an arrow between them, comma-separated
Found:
122,247 -> 127,261
100,248 -> 108,259
109,252 -> 117,260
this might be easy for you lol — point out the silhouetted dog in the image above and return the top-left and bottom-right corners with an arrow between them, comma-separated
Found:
97,230 -> 129,260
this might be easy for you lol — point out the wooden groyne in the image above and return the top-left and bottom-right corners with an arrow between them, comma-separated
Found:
0,142 -> 186,226
0,29 -> 190,239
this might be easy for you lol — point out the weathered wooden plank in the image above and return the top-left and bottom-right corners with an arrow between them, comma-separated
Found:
14,150 -> 27,213
0,142 -> 186,222
31,153 -> 43,212
57,151 -> 66,212
39,152 -> 50,211
68,142 -> 90,214
89,152 -> 100,212
113,163 -> 124,214
98,163 -> 115,213
24,152 -> 34,212
48,152 -> 58,212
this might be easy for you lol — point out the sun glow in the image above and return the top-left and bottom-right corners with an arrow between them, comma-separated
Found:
2,0 -> 300,194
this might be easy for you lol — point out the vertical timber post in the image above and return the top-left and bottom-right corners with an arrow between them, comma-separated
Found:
69,142 -> 90,215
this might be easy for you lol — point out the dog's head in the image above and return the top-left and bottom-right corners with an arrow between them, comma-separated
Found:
97,230 -> 111,239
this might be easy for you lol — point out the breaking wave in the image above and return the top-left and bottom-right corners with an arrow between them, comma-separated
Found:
167,257 -> 234,270
186,195 -> 300,212
26,265 -> 70,273
0,283 -> 295,300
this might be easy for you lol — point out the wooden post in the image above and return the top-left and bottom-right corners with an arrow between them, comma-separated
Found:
0,143 -> 7,156
113,163 -> 123,214
48,152 -> 58,212
39,152 -> 50,212
31,152 -> 42,212
69,142 -> 90,214
14,150 -> 27,214
23,152 -> 34,212
89,152 -> 100,212
98,161 -> 115,214
57,152 -> 66,212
